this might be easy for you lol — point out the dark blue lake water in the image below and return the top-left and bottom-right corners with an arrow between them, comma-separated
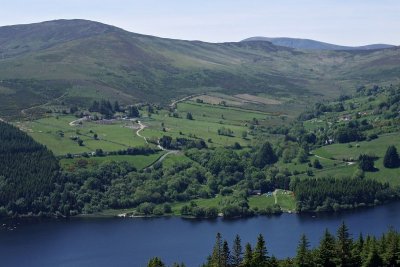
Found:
1,202 -> 400,267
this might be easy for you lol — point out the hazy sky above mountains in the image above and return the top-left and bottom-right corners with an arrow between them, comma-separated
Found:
1,0 -> 399,45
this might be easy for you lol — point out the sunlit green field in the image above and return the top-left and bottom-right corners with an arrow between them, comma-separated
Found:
140,101 -> 276,147
309,133 -> 400,186
16,115 -> 147,155
60,152 -> 165,171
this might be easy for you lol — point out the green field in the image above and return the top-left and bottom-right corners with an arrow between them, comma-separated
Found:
169,190 -> 296,215
16,115 -> 147,155
140,101 -> 277,147
249,190 -> 296,212
310,133 -> 400,185
60,152 -> 165,171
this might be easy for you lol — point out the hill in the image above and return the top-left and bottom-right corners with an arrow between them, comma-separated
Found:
0,20 -> 399,118
242,37 -> 395,51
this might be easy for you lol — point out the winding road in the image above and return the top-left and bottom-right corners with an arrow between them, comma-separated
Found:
136,121 -> 148,144
135,120 -> 179,169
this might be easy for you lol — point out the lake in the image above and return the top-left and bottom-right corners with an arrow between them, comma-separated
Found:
1,201 -> 400,267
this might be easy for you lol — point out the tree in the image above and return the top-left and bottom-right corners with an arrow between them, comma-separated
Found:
231,235 -> 243,267
297,148 -> 308,163
252,234 -> 269,266
242,243 -> 253,267
222,240 -> 231,267
77,139 -> 84,146
295,234 -> 312,267
383,145 -> 399,168
363,239 -> 382,267
147,257 -> 166,267
128,106 -> 140,118
358,154 -> 375,172
210,233 -> 223,267
313,159 -> 323,169
336,222 -> 353,267
252,142 -> 278,168
186,112 -> 193,120
317,229 -> 337,267
241,131 -> 248,139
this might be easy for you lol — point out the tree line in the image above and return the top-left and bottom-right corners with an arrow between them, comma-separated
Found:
148,223 -> 400,267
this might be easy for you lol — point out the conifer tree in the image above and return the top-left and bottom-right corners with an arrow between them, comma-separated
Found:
252,142 -> 277,168
336,222 -> 353,267
147,257 -> 166,267
231,234 -> 243,267
363,238 -> 383,267
317,229 -> 336,267
210,233 -> 223,267
382,228 -> 400,266
252,234 -> 269,266
295,234 -> 312,267
352,233 -> 364,267
222,240 -> 231,267
383,145 -> 399,168
242,243 -> 253,267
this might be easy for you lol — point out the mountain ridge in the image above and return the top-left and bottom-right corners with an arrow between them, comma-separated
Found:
0,19 -> 399,118
241,37 -> 395,51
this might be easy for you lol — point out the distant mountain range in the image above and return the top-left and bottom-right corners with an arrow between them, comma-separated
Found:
242,37 -> 395,51
0,19 -> 399,118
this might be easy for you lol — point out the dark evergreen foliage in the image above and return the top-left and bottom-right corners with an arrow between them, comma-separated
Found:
383,145 -> 400,168
291,177 -> 398,212
152,224 -> 400,267
0,121 -> 60,216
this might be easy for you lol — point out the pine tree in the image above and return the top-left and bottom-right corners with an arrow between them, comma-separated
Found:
231,234 -> 243,267
352,233 -> 364,267
295,234 -> 312,267
242,243 -> 253,267
252,142 -> 277,168
317,229 -> 336,267
383,145 -> 400,168
336,222 -> 353,267
358,154 -> 375,172
269,255 -> 279,267
363,238 -> 382,267
222,240 -> 231,267
147,257 -> 166,267
210,233 -> 223,267
382,228 -> 400,266
252,234 -> 269,266
128,106 -> 140,118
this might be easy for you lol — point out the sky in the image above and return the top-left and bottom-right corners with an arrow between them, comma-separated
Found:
1,0 -> 399,46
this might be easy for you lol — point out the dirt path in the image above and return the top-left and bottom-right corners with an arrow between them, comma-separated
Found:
69,117 -> 88,126
312,152 -> 355,166
136,121 -> 148,144
145,150 -> 179,170
273,190 -> 278,204
170,94 -> 201,108
134,120 -> 179,169
21,92 -> 68,116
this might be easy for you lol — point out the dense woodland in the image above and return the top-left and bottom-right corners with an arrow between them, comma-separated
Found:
148,223 -> 400,267
0,122 -> 60,217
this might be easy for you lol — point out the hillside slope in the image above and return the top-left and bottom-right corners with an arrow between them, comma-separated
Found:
0,20 -> 399,118
242,37 -> 395,51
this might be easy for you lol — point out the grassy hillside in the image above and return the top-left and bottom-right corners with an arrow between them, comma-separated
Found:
242,37 -> 395,50
0,20 -> 399,118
